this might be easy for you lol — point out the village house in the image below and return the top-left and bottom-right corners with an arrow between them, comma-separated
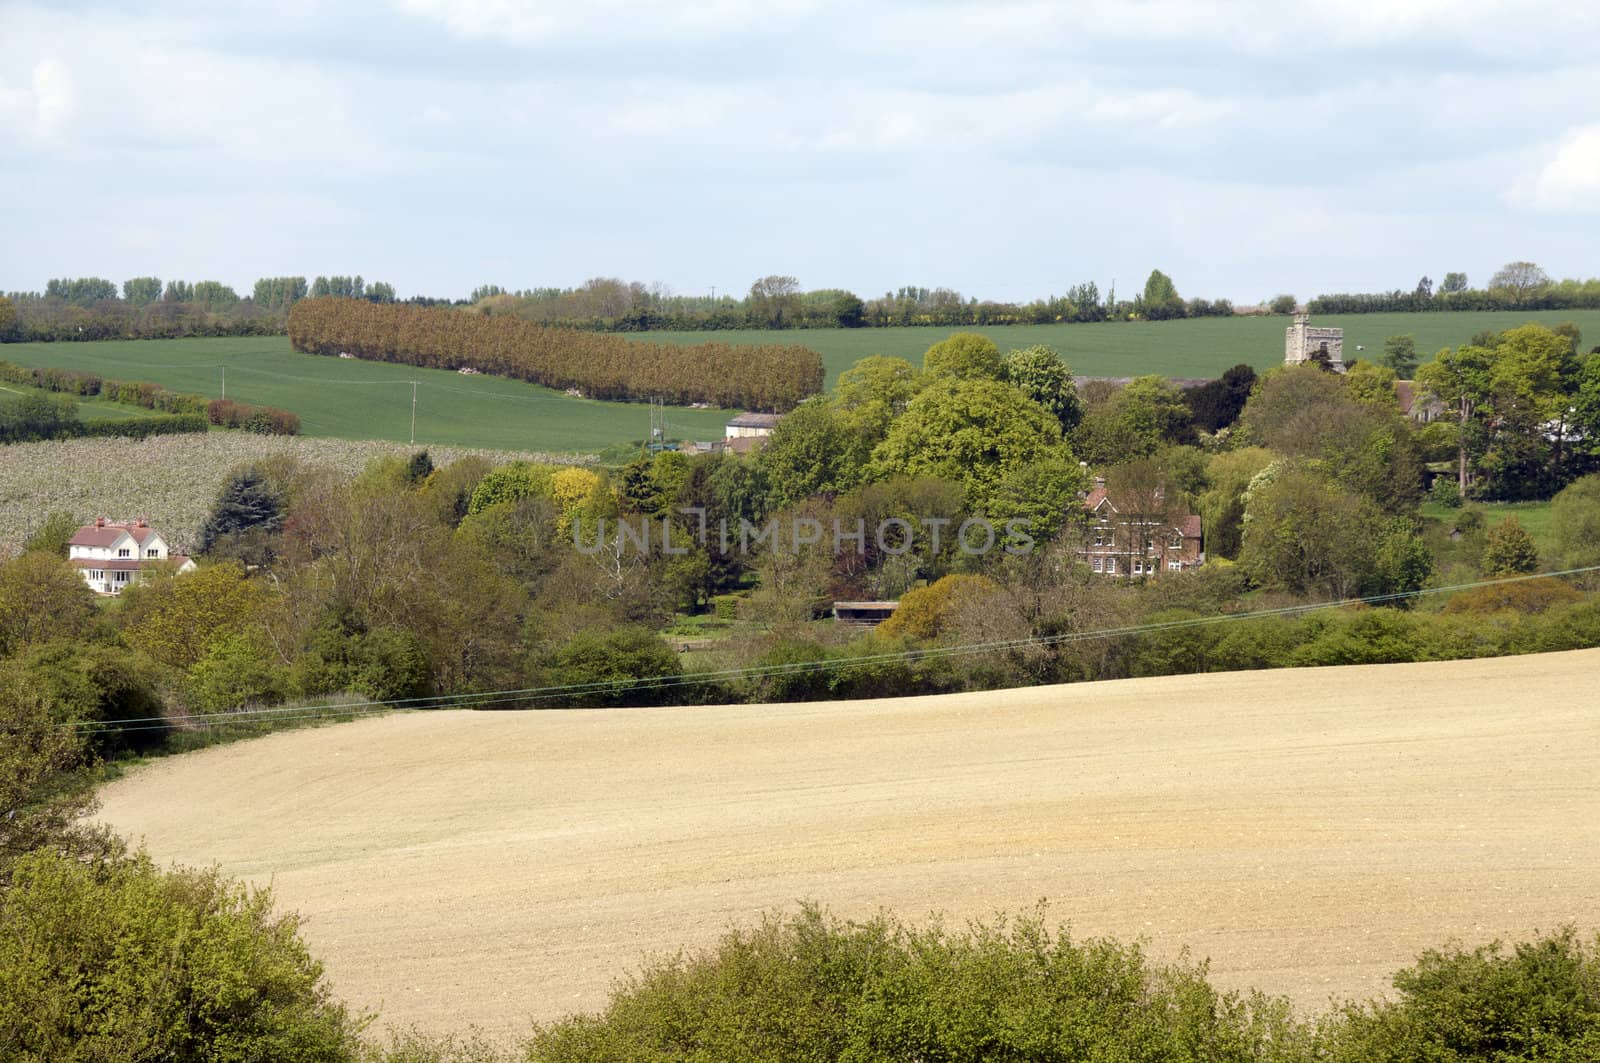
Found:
1078,478 -> 1203,578
722,411 -> 783,455
67,518 -> 196,595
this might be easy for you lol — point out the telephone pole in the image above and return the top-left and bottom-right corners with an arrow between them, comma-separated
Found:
220,367 -> 225,401
410,381 -> 417,445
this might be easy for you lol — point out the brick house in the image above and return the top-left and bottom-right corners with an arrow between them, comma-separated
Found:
67,518 -> 196,595
1078,478 -> 1203,578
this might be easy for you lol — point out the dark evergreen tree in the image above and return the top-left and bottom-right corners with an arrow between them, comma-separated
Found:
197,467 -> 282,557
405,450 -> 434,485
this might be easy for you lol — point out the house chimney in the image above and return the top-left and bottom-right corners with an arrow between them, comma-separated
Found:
95,516 -> 105,528
1094,476 -> 1107,490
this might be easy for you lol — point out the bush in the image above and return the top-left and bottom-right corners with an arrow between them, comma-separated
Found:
541,627 -> 683,707
1429,477 -> 1464,508
525,905 -> 1306,1062
1325,928 -> 1600,1062
0,849 -> 366,1061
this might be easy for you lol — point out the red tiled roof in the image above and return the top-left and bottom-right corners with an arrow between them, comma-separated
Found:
1181,515 -> 1202,539
1084,487 -> 1109,509
68,521 -> 161,547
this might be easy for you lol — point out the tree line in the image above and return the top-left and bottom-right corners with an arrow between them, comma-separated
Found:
286,296 -> 825,411
0,274 -> 425,344
0,358 -> 300,435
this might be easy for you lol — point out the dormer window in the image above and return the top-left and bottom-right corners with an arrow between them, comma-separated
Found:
117,548 -> 131,558
147,548 -> 159,558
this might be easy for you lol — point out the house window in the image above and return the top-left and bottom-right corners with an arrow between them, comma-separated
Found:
114,571 -> 130,583
118,548 -> 131,558
1169,560 -> 1183,571
1132,559 -> 1144,575
1105,560 -> 1116,575
1092,557 -> 1103,572
91,569 -> 104,580
147,548 -> 159,558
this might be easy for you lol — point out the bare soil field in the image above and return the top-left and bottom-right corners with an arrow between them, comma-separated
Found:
98,651 -> 1600,1037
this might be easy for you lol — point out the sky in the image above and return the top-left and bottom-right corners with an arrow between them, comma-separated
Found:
2,0 -> 1598,306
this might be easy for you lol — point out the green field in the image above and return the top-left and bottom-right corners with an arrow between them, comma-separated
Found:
4,310 -> 1596,452
0,338 -> 735,453
638,310 -> 1600,385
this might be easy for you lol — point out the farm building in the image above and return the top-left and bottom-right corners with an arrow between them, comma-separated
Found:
722,411 -> 784,455
1078,478 -> 1203,578
67,518 -> 195,595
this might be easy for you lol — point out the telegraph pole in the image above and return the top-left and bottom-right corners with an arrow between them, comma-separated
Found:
220,367 -> 225,400
410,381 -> 417,445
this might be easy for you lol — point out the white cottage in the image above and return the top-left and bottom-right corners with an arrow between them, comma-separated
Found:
67,518 -> 196,595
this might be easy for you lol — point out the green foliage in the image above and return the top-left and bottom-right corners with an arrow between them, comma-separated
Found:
541,627 -> 683,707
1269,294 -> 1298,315
1241,466 -> 1384,598
1325,928 -> 1600,1063
1186,363 -> 1257,433
22,511 -> 80,556
985,459 -> 1092,545
1200,447 -> 1276,561
468,462 -> 555,515
199,465 -> 284,556
0,849 -> 365,1061
756,399 -> 870,508
289,611 -> 431,703
878,574 -> 998,641
1482,518 -> 1540,576
1443,577 -> 1581,615
0,668 -> 114,883
119,562 -> 271,670
1429,477 -> 1464,508
1000,344 -> 1082,430
1139,268 -> 1185,320
525,904 -> 1304,1062
1551,474 -> 1600,571
1072,374 -> 1193,466
870,377 -> 1068,506
9,640 -> 167,754
922,331 -> 1004,381
0,551 -> 98,656
830,354 -> 922,444
188,631 -> 290,712
1381,333 -> 1419,377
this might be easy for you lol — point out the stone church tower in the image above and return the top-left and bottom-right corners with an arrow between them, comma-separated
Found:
1285,312 -> 1345,371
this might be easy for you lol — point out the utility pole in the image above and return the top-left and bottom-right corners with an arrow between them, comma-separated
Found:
410,381 -> 417,445
220,367 -> 225,400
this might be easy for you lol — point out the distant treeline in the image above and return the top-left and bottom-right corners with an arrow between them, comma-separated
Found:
0,274 -> 460,344
287,297 -> 824,411
0,359 -> 300,435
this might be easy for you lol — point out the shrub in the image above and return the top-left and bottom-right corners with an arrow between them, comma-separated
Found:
0,849 -> 365,1060
1325,928 -> 1600,1062
541,627 -> 683,707
1443,577 -> 1582,615
525,905 -> 1307,1062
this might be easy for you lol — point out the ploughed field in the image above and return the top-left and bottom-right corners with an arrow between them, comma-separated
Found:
98,650 -> 1600,1036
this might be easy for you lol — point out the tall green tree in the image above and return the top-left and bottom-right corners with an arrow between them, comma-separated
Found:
1001,344 -> 1082,431
197,466 -> 283,556
831,355 -> 922,444
1071,375 -> 1193,466
870,377 -> 1069,506
923,332 -> 1004,381
1138,269 -> 1185,320
1381,334 -> 1418,377
121,276 -> 161,306
758,399 -> 870,508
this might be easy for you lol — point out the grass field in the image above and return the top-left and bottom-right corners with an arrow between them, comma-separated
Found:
0,338 -> 735,453
97,649 -> 1600,1037
638,309 -> 1600,385
4,309 -> 1595,450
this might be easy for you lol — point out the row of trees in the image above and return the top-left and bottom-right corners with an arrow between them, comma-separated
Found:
1312,262 -> 1600,315
287,297 -> 825,410
0,274 -> 413,343
469,272 -> 1246,332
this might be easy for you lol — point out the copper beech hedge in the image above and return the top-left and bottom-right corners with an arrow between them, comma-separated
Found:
288,297 -> 823,411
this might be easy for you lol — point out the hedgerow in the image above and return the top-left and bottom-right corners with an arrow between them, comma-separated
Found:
288,297 -> 823,411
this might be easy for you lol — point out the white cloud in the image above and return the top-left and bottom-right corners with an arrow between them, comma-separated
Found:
392,0 -> 828,45
0,58 -> 76,137
1524,125 -> 1600,212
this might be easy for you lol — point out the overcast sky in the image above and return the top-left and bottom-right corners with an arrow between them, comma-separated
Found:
3,0 -> 1597,305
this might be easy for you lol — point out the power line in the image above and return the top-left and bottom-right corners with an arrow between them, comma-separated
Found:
69,566 -> 1600,737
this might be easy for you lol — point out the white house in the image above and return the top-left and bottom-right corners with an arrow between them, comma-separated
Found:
67,518 -> 196,595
